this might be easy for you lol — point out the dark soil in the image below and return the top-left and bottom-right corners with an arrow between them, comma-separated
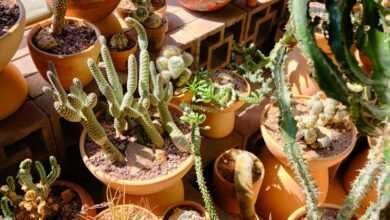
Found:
0,0 -> 20,37
85,109 -> 191,181
213,70 -> 248,93
51,186 -> 82,220
217,152 -> 262,183
34,20 -> 97,55
164,205 -> 205,220
263,100 -> 355,158
300,208 -> 340,220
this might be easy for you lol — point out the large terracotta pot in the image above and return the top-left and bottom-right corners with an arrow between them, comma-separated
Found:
162,200 -> 210,220
0,0 -> 26,72
213,149 -> 264,215
109,35 -> 138,72
0,63 -> 28,120
53,180 -> 97,219
178,0 -> 231,12
171,90 -> 193,106
146,17 -> 169,51
27,17 -> 101,90
201,71 -> 251,139
94,13 -> 123,37
288,203 -> 358,220
96,204 -> 158,220
47,0 -> 121,22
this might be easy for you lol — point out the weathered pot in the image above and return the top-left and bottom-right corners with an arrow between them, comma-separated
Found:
171,90 -> 193,106
27,17 -> 101,90
0,63 -> 28,120
146,17 -> 169,51
213,149 -> 264,215
96,204 -> 158,220
0,0 -> 26,72
162,200 -> 210,220
178,0 -> 231,12
53,180 -> 97,219
48,0 -> 121,22
109,35 -> 138,72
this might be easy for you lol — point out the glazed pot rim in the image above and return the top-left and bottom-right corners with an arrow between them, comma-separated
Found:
0,0 -> 25,41
27,17 -> 101,58
162,200 -> 210,220
79,104 -> 195,187
288,203 -> 342,220
96,204 -> 158,219
260,95 -> 358,163
213,149 -> 265,186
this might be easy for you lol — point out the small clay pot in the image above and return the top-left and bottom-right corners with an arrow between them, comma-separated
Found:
153,0 -> 167,16
0,0 -> 26,72
213,149 -> 264,215
145,17 -> 169,51
0,63 -> 28,120
288,203 -> 358,220
178,0 -> 231,12
47,0 -> 121,22
162,200 -> 210,220
171,90 -> 193,106
96,204 -> 158,220
109,34 -> 138,72
53,180 -> 97,219
27,17 -> 101,90
94,13 -> 123,37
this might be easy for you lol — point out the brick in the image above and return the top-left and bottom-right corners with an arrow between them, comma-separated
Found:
12,30 -> 31,60
167,9 -> 199,32
207,35 -> 233,70
166,0 -> 183,14
26,72 -> 50,98
0,141 -> 32,171
12,55 -> 38,77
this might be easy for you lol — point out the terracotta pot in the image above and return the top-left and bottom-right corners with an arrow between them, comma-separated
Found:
162,200 -> 210,220
79,105 -> 194,195
247,0 -> 258,7
178,0 -> 231,12
0,0 -> 26,72
288,203 -> 358,220
116,0 -> 167,17
201,72 -> 251,139
53,180 -> 97,219
154,2 -> 167,17
104,180 -> 185,216
213,149 -> 264,215
109,35 -> 138,72
171,90 -> 193,106
96,204 -> 158,220
146,17 -> 169,51
47,0 -> 120,22
0,63 -> 28,120
27,17 -> 101,90
94,13 -> 123,37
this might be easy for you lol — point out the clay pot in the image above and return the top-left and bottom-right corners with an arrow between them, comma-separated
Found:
201,71 -> 251,139
47,0 -> 120,22
178,0 -> 231,12
288,203 -> 358,220
27,17 -> 101,90
213,149 -> 264,215
96,204 -> 158,220
109,35 -> 138,72
162,200 -> 210,220
0,0 -> 26,72
146,17 -> 169,51
247,0 -> 258,7
0,63 -> 28,120
171,90 -> 193,106
94,13 -> 123,37
53,180 -> 97,219
153,0 -> 167,16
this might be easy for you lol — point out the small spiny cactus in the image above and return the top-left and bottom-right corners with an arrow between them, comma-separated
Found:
131,0 -> 163,28
109,33 -> 129,51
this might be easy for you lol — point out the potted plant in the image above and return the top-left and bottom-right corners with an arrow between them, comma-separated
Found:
213,149 -> 264,219
44,17 -> 194,208
178,0 -> 231,12
27,0 -> 101,89
287,203 -> 357,220
0,0 -> 27,120
105,32 -> 137,72
187,69 -> 251,138
162,200 -> 210,220
156,45 -> 194,106
0,156 -> 96,219
47,0 -> 120,22
119,0 -> 168,51
96,204 -> 158,220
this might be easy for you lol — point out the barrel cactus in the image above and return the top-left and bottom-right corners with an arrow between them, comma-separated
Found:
109,32 -> 129,51
131,0 -> 163,29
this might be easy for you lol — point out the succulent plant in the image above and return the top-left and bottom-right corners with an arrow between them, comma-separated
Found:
109,32 -> 129,51
156,46 -> 194,89
0,156 -> 61,220
130,0 -> 163,29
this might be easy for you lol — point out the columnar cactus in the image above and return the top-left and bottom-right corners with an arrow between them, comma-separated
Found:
43,64 -> 125,162
156,46 -> 194,88
52,0 -> 67,35
109,33 -> 129,51
0,157 -> 61,220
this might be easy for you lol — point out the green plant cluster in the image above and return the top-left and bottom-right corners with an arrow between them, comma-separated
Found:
130,0 -> 163,28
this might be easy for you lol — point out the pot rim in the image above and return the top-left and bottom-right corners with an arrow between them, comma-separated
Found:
96,204 -> 158,220
213,149 -> 265,187
66,0 -> 121,7
288,203 -> 347,220
0,0 -> 26,41
260,95 -> 358,163
27,17 -> 101,58
162,200 -> 210,220
145,16 -> 169,31
79,104 -> 195,187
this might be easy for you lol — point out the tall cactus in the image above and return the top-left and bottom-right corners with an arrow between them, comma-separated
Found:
43,64 -> 125,163
1,197 -> 13,220
52,0 -> 67,35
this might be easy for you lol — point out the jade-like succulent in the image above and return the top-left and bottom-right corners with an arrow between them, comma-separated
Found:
109,32 -> 129,51
130,0 -> 163,29
0,156 -> 61,220
156,46 -> 194,88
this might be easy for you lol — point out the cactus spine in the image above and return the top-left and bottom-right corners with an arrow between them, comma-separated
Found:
43,65 -> 125,162
109,33 -> 129,51
52,0 -> 67,35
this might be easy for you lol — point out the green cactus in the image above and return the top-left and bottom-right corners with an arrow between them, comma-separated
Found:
180,106 -> 219,220
51,0 -> 67,35
130,0 -> 163,29
1,197 -> 13,220
43,64 -> 125,163
109,33 -> 130,51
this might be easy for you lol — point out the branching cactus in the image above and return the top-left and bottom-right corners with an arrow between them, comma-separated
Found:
109,33 -> 129,51
43,64 -> 125,163
130,0 -> 163,29
156,46 -> 194,88
180,106 -> 219,220
0,156 -> 61,220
